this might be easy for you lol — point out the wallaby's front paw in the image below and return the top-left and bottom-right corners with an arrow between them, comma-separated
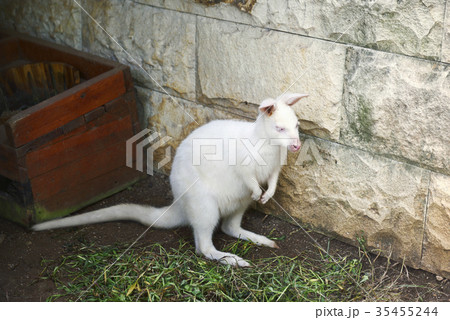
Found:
260,190 -> 274,204
251,189 -> 262,201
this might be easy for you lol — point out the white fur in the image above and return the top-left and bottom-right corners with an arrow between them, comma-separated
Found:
32,93 -> 308,267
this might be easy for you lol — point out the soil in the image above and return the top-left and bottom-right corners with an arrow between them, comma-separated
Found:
0,172 -> 448,302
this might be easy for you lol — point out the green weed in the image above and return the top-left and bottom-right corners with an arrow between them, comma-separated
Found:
39,237 -> 413,302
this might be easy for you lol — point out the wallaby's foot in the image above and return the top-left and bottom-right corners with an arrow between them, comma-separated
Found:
200,249 -> 251,267
248,233 -> 278,248
251,189 -> 262,201
221,222 -> 279,249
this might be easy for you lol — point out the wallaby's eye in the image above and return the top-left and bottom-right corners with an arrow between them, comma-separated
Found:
275,126 -> 285,132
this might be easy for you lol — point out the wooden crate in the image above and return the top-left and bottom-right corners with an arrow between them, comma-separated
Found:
0,31 -> 144,226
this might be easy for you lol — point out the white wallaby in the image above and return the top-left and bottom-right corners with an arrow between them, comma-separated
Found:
32,93 -> 308,267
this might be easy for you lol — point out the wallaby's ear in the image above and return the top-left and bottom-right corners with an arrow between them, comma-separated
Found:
279,93 -> 308,106
258,98 -> 277,116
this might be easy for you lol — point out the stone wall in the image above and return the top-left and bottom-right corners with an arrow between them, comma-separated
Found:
1,0 -> 448,277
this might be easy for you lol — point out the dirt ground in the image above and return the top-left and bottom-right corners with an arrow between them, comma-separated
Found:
0,172 -> 448,302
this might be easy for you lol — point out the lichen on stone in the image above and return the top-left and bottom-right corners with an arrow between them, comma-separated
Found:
349,96 -> 374,143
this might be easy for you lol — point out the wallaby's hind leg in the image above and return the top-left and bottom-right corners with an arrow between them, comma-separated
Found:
185,193 -> 250,267
221,207 -> 279,249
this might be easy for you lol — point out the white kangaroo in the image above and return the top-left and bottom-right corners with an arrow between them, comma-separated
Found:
32,93 -> 308,267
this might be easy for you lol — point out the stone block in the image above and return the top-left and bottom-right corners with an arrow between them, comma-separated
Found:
341,47 -> 450,175
257,135 -> 430,268
197,17 -> 346,140
82,0 -> 196,100
443,3 -> 450,63
421,173 -> 450,278
0,0 -> 82,49
143,0 -> 445,60
135,87 -> 241,172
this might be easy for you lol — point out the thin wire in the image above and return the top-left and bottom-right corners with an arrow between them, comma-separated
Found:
252,178 -> 372,298
72,0 -> 199,125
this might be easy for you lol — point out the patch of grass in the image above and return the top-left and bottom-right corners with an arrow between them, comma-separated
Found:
41,238 -> 442,302
39,238 -> 424,302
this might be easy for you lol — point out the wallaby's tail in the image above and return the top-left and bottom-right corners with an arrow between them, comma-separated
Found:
32,203 -> 186,231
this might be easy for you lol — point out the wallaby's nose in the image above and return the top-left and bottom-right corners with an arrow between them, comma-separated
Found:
289,139 -> 301,152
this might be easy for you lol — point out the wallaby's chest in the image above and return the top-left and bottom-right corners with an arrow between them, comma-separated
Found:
253,145 -> 282,184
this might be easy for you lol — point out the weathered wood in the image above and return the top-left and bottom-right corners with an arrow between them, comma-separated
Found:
0,142 -> 24,181
26,115 -> 132,179
14,106 -> 105,156
84,105 -> 105,123
0,190 -> 32,226
0,124 -> 10,145
104,93 -> 130,118
125,90 -> 140,133
122,67 -> 134,91
0,62 -> 80,99
17,37 -> 119,78
38,113 -> 106,150
62,116 -> 86,135
0,38 -> 22,68
30,130 -> 131,202
14,127 -> 64,159
6,68 -> 126,147
36,166 -> 142,218
0,31 -> 140,226
105,91 -> 140,133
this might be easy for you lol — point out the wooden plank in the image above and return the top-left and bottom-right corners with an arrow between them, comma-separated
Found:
104,94 -> 130,118
84,105 -> 105,123
39,112 -> 119,152
0,175 -> 34,206
0,143 -> 25,182
105,91 -> 140,133
125,90 -> 140,134
6,68 -> 126,147
85,111 -> 119,129
36,165 -> 142,214
30,135 -> 130,201
62,115 -> 86,135
0,143 -> 17,173
17,37 -> 119,79
14,127 -> 64,159
0,124 -> 11,145
26,115 -> 132,179
35,114 -> 103,151
122,67 -> 134,91
0,192 -> 30,227
0,37 -> 23,68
